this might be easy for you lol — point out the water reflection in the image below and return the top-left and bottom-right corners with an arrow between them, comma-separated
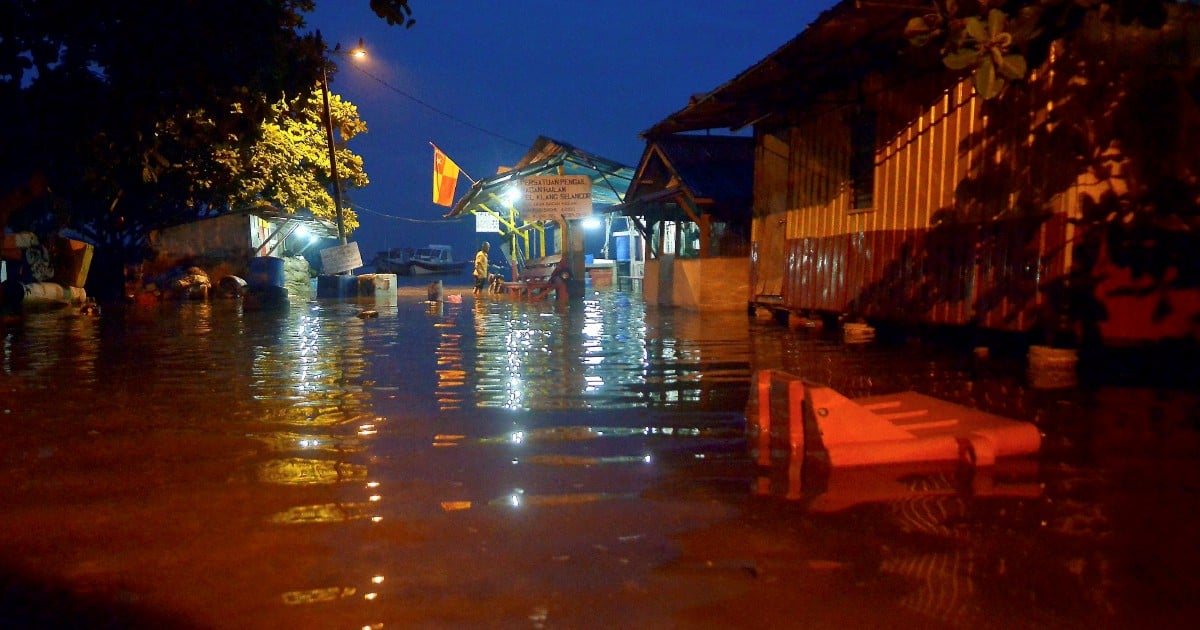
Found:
432,298 -> 467,410
487,489 -> 640,508
0,284 -> 1196,628
467,293 -> 751,410
231,300 -> 393,617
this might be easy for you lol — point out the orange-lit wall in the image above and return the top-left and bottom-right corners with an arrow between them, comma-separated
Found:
752,70 -> 1197,341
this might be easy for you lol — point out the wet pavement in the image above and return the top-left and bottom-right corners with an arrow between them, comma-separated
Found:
1,280 -> 1197,629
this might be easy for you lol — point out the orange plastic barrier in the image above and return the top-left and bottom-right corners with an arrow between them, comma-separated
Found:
752,369 -> 1042,484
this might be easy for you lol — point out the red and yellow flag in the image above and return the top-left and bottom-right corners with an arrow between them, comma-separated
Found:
432,146 -> 461,207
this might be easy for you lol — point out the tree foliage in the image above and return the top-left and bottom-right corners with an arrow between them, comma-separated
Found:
369,0 -> 416,27
230,87 -> 369,231
904,0 -> 1175,99
906,1 -> 1200,338
0,0 -> 411,254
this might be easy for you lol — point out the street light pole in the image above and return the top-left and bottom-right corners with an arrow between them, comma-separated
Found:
319,59 -> 347,246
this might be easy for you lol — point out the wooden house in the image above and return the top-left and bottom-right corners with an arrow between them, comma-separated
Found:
646,0 -> 1200,345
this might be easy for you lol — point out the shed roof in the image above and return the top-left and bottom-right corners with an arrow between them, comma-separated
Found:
445,136 -> 634,219
157,205 -> 341,240
643,0 -> 936,136
649,134 -> 754,203
613,134 -> 754,226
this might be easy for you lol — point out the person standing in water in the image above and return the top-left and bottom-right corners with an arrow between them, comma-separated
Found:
473,242 -> 490,295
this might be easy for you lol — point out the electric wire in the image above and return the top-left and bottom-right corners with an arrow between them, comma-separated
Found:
352,202 -> 468,223
348,64 -> 528,149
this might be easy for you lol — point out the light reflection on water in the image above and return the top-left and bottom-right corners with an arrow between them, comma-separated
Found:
0,285 -> 1196,628
467,292 -> 751,411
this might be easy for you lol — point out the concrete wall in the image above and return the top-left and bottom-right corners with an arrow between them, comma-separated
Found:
644,256 -> 750,312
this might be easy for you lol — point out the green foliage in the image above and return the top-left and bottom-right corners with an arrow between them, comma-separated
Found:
0,0 -> 412,256
230,88 -> 369,231
370,0 -> 416,27
905,0 -> 1173,99
915,1 -> 1200,337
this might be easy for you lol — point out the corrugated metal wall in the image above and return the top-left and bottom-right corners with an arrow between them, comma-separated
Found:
769,74 -> 1080,332
752,132 -> 791,300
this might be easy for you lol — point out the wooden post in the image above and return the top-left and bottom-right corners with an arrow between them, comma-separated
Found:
756,370 -> 773,467
563,218 -> 585,301
786,378 -> 806,500
699,214 -> 712,258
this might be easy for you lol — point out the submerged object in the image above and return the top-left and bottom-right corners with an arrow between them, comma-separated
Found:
753,369 -> 1041,470
218,275 -> 248,298
244,284 -> 289,310
19,282 -> 87,307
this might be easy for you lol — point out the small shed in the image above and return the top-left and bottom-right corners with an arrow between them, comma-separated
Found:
145,208 -> 339,296
615,134 -> 755,310
445,137 -> 633,300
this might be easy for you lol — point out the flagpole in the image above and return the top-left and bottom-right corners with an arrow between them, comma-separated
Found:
429,142 -> 475,184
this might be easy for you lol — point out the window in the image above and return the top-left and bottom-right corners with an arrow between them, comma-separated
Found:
850,109 -> 876,210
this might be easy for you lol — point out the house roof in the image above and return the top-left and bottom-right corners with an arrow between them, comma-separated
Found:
613,134 -> 754,225
649,134 -> 754,204
604,133 -> 753,226
251,206 -> 342,240
643,0 -> 936,136
445,136 -> 634,219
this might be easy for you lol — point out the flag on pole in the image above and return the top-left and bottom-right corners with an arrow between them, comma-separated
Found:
432,145 -> 461,207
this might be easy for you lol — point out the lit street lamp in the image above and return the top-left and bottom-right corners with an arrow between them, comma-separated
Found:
316,31 -> 365,246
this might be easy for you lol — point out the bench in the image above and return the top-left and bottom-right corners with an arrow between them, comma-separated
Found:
501,254 -> 570,301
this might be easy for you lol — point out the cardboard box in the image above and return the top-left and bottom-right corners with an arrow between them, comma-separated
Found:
54,238 -> 94,288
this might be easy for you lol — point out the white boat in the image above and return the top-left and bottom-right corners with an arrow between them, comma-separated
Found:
407,245 -> 469,275
380,245 -> 468,276
370,247 -> 414,274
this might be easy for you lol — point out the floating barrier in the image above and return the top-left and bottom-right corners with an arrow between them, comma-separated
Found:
751,369 -> 1042,499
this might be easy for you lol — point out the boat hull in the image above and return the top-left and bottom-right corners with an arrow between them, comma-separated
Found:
408,261 -> 468,276
371,245 -> 465,276
374,260 -> 411,275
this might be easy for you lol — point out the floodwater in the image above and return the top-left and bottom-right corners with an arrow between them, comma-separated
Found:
1,279 -> 1197,629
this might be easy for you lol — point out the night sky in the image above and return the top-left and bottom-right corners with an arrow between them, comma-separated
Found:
308,0 -> 830,264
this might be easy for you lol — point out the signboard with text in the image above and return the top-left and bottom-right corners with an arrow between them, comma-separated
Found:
319,241 -> 362,275
475,211 -> 501,233
520,175 -> 592,221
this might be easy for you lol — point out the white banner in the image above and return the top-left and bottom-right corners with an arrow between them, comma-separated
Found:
520,175 -> 592,221
475,211 -> 501,233
319,242 -> 363,275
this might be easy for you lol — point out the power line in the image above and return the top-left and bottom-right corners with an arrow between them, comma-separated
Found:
352,202 -> 467,224
349,64 -> 528,149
